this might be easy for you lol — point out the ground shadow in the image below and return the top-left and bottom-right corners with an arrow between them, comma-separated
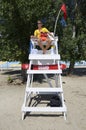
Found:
25,113 -> 63,119
33,74 -> 54,83
1,67 -> 86,84
28,94 -> 62,107
24,93 -> 62,119
2,69 -> 21,76
62,67 -> 86,76
2,69 -> 55,84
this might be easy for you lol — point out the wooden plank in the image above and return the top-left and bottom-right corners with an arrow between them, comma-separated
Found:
22,106 -> 67,112
27,69 -> 62,74
29,54 -> 60,60
26,87 -> 63,93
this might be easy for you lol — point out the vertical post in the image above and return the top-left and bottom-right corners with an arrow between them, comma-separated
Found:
54,9 -> 61,36
72,25 -> 76,38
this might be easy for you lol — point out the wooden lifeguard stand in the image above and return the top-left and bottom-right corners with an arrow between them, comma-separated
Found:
21,36 -> 67,120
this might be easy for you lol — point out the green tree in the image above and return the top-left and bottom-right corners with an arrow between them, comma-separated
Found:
0,0 -> 86,75
59,0 -> 86,74
0,0 -> 57,62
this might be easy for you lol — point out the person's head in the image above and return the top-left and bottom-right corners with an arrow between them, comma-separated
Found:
37,20 -> 43,29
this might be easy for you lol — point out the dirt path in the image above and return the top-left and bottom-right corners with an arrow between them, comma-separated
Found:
0,69 -> 86,130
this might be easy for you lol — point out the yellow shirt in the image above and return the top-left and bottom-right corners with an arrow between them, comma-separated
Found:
34,27 -> 49,38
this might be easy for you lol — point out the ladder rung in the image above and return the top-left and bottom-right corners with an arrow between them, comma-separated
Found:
22,106 -> 67,112
29,54 -> 60,60
26,87 -> 63,93
27,69 -> 62,74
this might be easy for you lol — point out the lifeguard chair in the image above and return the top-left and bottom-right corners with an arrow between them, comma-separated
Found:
21,36 -> 67,120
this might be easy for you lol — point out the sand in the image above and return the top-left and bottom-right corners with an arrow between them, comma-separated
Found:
0,68 -> 86,130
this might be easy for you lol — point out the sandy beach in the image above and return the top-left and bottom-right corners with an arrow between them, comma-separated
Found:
0,68 -> 86,130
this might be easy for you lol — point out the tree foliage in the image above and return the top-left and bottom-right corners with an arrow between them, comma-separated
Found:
0,0 -> 86,74
59,0 -> 86,73
0,0 -> 56,62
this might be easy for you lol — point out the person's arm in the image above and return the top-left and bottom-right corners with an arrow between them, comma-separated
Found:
44,27 -> 54,38
47,32 -> 54,38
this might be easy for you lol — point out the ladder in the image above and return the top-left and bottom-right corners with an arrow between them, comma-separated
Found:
21,37 -> 67,120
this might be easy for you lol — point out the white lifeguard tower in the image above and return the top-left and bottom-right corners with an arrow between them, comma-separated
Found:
21,36 -> 67,120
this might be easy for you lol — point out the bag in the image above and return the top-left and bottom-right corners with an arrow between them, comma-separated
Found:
49,95 -> 62,107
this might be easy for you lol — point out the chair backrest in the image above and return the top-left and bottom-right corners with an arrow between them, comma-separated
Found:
30,35 -> 58,55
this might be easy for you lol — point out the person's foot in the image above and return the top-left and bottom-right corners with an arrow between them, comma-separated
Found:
43,49 -> 46,54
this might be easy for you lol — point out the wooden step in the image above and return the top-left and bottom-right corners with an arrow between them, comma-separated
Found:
22,106 -> 67,113
26,87 -> 63,93
27,69 -> 62,74
29,54 -> 60,60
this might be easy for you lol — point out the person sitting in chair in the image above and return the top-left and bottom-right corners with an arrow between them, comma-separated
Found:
31,20 -> 54,54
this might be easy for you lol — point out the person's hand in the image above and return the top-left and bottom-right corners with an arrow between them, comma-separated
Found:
30,35 -> 34,38
48,32 -> 54,38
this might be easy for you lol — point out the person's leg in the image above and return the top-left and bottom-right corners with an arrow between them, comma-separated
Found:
44,38 -> 52,53
37,39 -> 45,53
38,38 -> 52,54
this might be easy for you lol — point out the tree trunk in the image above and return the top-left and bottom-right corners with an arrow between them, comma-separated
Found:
68,25 -> 76,75
21,64 -> 29,83
68,60 -> 75,75
21,69 -> 27,83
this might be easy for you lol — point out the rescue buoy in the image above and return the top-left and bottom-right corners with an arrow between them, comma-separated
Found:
21,64 -> 66,70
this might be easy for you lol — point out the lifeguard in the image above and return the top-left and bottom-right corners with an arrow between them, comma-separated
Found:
31,20 -> 54,54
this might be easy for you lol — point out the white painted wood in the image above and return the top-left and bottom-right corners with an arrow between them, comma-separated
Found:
26,87 -> 63,93
29,54 -> 60,60
44,74 -> 53,88
21,36 -> 67,120
27,69 -> 62,74
22,106 -> 67,112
